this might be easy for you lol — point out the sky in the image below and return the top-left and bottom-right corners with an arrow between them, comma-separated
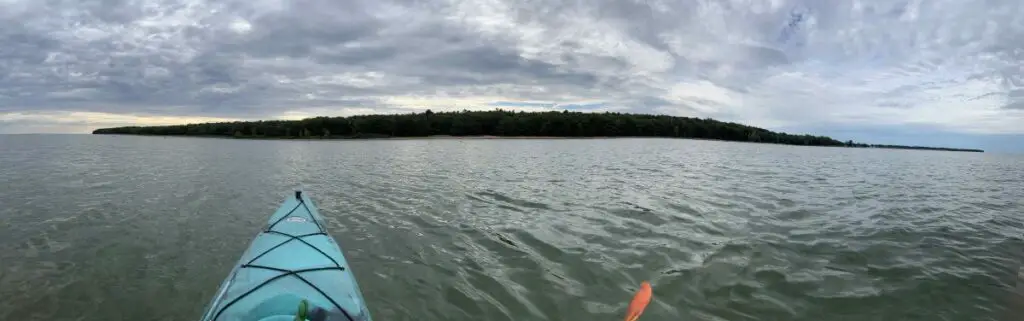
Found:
1,0 -> 1022,152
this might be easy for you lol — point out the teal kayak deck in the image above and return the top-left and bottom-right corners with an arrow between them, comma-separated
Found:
200,191 -> 372,321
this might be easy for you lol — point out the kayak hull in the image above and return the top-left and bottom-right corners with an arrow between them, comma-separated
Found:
199,191 -> 371,321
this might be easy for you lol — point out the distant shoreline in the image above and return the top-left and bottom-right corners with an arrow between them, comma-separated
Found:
91,110 -> 984,153
94,133 -> 986,153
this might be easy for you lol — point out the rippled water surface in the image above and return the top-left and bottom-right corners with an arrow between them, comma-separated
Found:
1,134 -> 1022,321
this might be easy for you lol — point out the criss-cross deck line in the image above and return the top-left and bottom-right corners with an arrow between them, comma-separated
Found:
210,197 -> 354,321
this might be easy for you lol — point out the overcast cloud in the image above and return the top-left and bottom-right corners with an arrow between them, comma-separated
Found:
1,0 -> 1022,148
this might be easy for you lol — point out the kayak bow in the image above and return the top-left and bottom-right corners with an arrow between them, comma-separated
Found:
199,191 -> 372,321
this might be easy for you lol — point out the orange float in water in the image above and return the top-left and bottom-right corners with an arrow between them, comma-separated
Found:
623,281 -> 652,321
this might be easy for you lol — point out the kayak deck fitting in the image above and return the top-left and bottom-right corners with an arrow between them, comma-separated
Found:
199,191 -> 372,321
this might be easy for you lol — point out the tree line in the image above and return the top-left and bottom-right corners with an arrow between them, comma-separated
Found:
91,110 -> 983,152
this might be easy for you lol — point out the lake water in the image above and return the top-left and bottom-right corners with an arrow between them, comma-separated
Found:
1,134 -> 1022,321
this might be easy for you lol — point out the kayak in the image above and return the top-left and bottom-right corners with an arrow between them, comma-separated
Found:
199,191 -> 372,321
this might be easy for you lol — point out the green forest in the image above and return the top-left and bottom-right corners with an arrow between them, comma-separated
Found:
92,110 -> 983,152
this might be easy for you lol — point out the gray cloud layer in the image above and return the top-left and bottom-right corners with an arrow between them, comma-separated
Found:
1,0 -> 1023,134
